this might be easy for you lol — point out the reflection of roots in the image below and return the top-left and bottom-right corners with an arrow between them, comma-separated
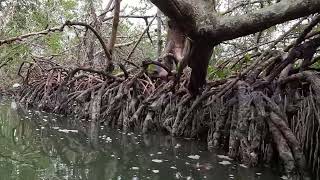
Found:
18,59 -> 320,178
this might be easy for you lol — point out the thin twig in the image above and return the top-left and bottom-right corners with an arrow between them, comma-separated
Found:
125,15 -> 157,63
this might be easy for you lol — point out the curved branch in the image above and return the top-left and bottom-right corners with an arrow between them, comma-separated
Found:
65,21 -> 112,63
142,59 -> 173,76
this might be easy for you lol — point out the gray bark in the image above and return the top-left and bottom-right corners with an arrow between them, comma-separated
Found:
150,0 -> 320,43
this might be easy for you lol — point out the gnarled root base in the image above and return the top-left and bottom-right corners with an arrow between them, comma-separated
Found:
16,61 -> 320,179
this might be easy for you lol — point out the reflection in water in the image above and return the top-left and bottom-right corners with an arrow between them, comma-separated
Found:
0,99 -> 282,180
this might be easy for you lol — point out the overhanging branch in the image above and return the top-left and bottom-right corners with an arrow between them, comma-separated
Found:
203,0 -> 320,43
150,0 -> 320,43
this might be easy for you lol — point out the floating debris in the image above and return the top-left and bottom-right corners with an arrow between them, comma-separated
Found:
280,175 -> 289,180
13,83 -> 21,88
106,137 -> 112,143
170,166 -> 177,169
151,159 -> 163,163
194,163 -> 212,170
58,129 -> 78,133
131,167 -> 139,170
188,155 -> 200,160
218,160 -> 232,165
157,152 -> 162,155
152,170 -> 159,173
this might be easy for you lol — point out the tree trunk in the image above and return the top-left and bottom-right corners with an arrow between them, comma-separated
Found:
150,0 -> 320,94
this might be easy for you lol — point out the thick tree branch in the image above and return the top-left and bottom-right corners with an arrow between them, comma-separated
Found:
204,0 -> 320,43
151,0 -> 320,43
0,25 -> 66,46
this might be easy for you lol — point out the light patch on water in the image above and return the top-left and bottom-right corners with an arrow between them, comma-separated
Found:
170,166 -> 177,169
188,155 -> 200,160
280,175 -> 289,180
151,159 -> 163,163
218,160 -> 232,165
52,127 -> 59,129
157,152 -> 162,155
256,172 -> 262,175
217,155 -> 233,161
149,154 -> 154,156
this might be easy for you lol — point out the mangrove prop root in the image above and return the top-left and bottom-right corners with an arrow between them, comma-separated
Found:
17,37 -> 320,178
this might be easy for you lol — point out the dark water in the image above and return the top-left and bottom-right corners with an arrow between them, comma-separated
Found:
0,98 -> 283,180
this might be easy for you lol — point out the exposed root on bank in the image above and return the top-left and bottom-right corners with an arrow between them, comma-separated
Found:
15,22 -> 320,180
